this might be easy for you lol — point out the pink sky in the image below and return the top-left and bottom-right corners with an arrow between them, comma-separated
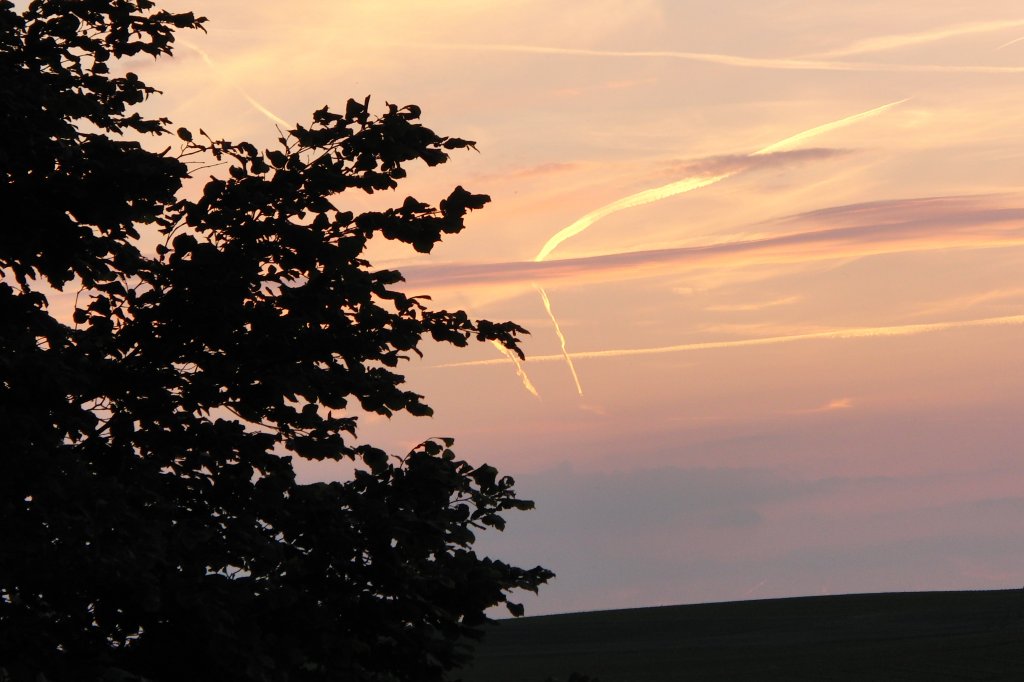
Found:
145,1 -> 1024,614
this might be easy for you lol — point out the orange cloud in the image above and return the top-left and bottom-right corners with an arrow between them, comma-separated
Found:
789,398 -> 855,415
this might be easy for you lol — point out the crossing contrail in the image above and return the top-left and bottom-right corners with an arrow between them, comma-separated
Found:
538,286 -> 583,395
536,99 -> 907,263
525,99 -> 908,395
534,174 -> 730,263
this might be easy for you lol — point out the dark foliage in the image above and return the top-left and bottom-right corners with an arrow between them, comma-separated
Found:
0,1 -> 553,680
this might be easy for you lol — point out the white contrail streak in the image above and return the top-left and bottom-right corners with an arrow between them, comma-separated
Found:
181,41 -> 290,128
530,172 -> 726,395
535,99 -> 908,263
442,314 -> 1024,367
812,18 -> 1024,58
526,99 -> 907,395
537,286 -> 583,395
996,35 -> 1024,50
752,99 -> 909,156
405,42 -> 1024,74
534,174 -> 729,262
491,340 -> 539,398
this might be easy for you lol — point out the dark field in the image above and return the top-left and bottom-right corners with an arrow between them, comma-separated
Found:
458,590 -> 1024,681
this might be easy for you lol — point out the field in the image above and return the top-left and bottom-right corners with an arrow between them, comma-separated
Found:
458,590 -> 1024,681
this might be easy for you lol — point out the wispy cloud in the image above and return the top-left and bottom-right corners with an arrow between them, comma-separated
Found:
534,101 -> 905,263
753,100 -> 907,156
789,397 -> 854,415
402,42 -> 1024,74
180,41 -> 290,128
661,148 -> 848,178
811,18 -> 1024,58
821,398 -> 853,411
909,288 -> 1024,318
533,173 -> 728,262
491,340 -> 539,398
441,314 -> 1024,368
524,114 -> 867,395
537,286 -> 583,395
553,76 -> 659,97
995,35 -> 1024,50
478,162 -> 580,182
517,96 -> 880,395
706,296 -> 801,312
403,196 -> 1024,291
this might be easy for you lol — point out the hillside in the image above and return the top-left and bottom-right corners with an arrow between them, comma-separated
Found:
458,589 -> 1024,681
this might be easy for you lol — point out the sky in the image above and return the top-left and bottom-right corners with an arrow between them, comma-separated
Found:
139,1 -> 1024,615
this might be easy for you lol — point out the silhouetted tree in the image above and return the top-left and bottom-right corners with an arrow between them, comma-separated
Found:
0,2 -> 552,681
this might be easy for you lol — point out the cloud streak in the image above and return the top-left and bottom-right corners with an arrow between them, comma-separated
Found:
534,101 -> 905,262
522,102 -> 907,394
180,41 -> 290,128
403,197 -> 1024,292
995,35 -> 1024,50
441,314 -> 1024,368
753,100 -> 907,156
811,18 -> 1024,58
537,286 -> 583,395
534,173 -> 729,262
662,148 -> 849,178
404,42 -> 1024,74
706,296 -> 801,312
491,340 -> 539,397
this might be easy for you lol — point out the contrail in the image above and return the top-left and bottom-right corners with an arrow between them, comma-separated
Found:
527,99 -> 908,395
534,174 -> 730,262
442,314 -> 1024,368
996,35 -> 1024,50
404,42 -> 1024,74
536,99 -> 907,263
752,99 -> 909,156
180,41 -> 290,128
537,286 -> 583,395
491,340 -> 539,397
531,173 -> 726,396
812,18 -> 1024,58
401,213 -> 1024,291
744,579 -> 768,597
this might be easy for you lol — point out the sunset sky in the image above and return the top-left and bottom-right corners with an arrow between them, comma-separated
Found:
143,1 -> 1024,614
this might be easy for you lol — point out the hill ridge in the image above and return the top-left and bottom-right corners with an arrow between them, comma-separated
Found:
460,589 -> 1024,681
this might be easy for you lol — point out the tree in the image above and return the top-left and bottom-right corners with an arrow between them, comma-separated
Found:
0,2 -> 553,680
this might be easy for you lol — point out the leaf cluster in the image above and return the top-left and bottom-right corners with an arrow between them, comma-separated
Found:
0,3 -> 552,681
